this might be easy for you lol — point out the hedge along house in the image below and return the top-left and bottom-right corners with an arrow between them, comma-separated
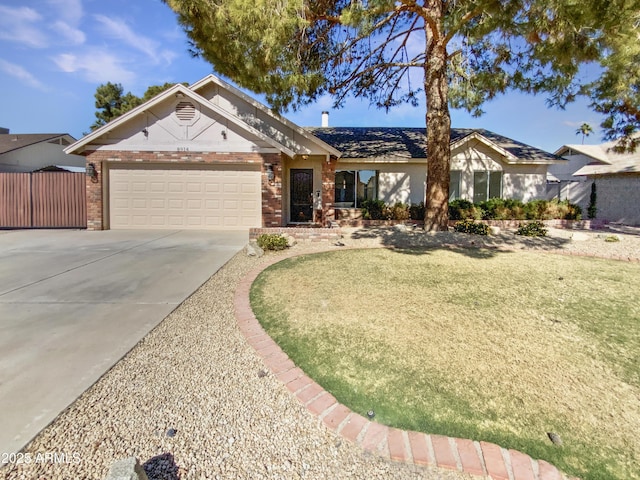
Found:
65,74 -> 564,231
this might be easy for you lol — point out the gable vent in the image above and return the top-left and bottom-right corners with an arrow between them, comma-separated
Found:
175,101 -> 196,121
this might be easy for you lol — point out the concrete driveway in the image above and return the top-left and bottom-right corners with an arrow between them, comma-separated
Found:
0,229 -> 248,455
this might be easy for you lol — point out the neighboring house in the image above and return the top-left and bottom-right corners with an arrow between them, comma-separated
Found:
0,132 -> 85,172
65,74 -> 565,231
552,137 -> 640,225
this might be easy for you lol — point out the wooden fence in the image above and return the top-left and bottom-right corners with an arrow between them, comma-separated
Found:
0,172 -> 86,228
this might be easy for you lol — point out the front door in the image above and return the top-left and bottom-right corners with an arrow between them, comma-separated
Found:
290,169 -> 313,223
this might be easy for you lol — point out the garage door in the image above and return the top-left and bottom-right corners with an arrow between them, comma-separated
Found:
109,167 -> 261,229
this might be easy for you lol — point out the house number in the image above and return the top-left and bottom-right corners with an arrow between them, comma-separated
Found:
177,147 -> 189,152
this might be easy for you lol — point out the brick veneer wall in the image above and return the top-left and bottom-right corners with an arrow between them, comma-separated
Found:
321,158 -> 337,224
83,150 -> 282,230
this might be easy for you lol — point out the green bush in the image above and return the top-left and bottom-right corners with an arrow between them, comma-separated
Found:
454,219 -> 489,235
449,198 -> 581,221
588,182 -> 597,219
479,198 -> 526,220
385,202 -> 410,221
360,200 -> 410,220
256,233 -> 289,251
556,199 -> 582,220
360,199 -> 387,220
409,202 -> 425,221
449,199 -> 483,220
516,221 -> 548,237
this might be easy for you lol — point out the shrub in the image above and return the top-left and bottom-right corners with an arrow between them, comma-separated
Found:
557,199 -> 582,220
479,198 -> 526,220
452,198 -> 580,221
516,221 -> 548,237
449,199 -> 483,220
454,219 -> 489,235
588,182 -> 597,219
523,200 -> 552,220
604,235 -> 620,243
360,199 -> 387,220
256,233 -> 289,251
385,202 -> 410,221
409,202 -> 425,221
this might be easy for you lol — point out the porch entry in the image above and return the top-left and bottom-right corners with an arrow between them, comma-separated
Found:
290,168 -> 313,223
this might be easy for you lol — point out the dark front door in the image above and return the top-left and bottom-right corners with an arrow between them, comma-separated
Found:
290,169 -> 313,223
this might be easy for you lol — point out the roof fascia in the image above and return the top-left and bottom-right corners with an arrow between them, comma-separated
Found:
64,84 -> 189,155
449,131 -> 519,163
191,74 -> 342,158
64,84 -> 298,157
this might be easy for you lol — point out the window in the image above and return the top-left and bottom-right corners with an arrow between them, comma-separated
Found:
473,171 -> 502,202
335,170 -> 377,207
449,170 -> 461,201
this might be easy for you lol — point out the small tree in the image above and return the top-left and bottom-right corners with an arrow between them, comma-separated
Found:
587,181 -> 597,219
90,82 -> 185,131
91,82 -> 142,131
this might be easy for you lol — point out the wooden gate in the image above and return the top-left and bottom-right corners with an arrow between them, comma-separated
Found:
0,172 -> 86,228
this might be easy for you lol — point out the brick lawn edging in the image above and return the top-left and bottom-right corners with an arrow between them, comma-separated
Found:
250,227 -> 342,242
234,248 -> 579,480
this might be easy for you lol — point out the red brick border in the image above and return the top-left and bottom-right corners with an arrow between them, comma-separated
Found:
234,248 -> 578,480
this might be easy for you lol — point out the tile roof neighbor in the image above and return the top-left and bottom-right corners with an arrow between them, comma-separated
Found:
305,126 -> 561,163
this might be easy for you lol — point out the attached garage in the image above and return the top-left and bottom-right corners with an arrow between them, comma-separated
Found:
108,165 -> 261,230
64,77 -> 339,230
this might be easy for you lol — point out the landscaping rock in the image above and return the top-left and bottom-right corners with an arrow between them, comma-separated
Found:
246,242 -> 264,257
393,224 -> 409,232
285,235 -> 297,247
489,225 -> 501,235
547,432 -> 563,446
104,457 -> 148,480
570,232 -> 590,242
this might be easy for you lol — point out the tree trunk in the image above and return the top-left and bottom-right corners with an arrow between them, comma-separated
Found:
423,2 -> 451,232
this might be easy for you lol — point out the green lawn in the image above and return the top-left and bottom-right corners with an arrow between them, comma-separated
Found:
250,248 -> 640,480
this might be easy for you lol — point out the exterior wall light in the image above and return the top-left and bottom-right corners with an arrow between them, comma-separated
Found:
86,163 -> 98,182
266,164 -> 275,183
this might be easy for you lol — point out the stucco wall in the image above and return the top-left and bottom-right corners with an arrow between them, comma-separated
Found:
502,165 -> 548,202
334,143 -> 549,206
336,161 -> 427,205
548,153 -> 592,182
547,180 -> 592,213
0,142 -> 85,172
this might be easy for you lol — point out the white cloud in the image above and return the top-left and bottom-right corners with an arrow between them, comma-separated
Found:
53,49 -> 136,84
563,120 -> 596,128
45,0 -> 85,45
0,58 -> 47,90
47,0 -> 84,25
51,20 -> 86,45
0,5 -> 48,48
94,14 -> 175,66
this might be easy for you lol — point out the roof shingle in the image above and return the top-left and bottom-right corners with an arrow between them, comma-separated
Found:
305,127 -> 561,163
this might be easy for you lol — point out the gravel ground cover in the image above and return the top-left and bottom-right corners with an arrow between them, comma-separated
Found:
2,225 -> 637,480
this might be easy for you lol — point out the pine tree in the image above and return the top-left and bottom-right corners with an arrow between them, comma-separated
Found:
163,0 -> 640,231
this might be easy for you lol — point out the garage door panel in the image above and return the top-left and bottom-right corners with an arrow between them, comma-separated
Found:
110,168 -> 261,230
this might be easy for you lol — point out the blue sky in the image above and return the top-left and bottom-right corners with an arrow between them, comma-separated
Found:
0,0 -> 604,152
